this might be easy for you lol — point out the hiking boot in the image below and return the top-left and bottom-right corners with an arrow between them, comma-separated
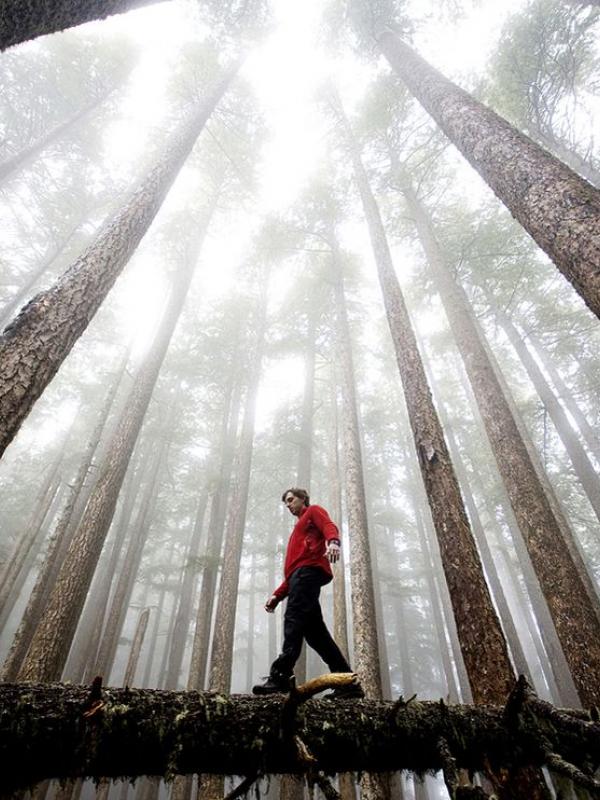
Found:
252,674 -> 291,695
325,681 -> 365,700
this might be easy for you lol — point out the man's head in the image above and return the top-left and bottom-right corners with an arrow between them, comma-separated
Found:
282,487 -> 309,517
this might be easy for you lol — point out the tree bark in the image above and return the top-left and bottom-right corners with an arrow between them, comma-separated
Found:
398,175 -> 600,707
0,350 -> 129,680
483,287 -> 600,527
122,608 -> 150,687
333,104 -> 514,709
164,490 -> 209,690
527,331 -> 600,464
0,220 -> 82,331
187,337 -> 244,691
1,680 -> 598,795
208,295 -> 267,693
0,444 -> 65,628
16,211 -> 208,683
377,31 -> 600,321
91,417 -> 171,681
0,0 -> 168,50
0,61 -> 238,460
331,246 -> 382,701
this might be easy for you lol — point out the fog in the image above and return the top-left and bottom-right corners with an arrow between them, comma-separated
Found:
1,1 -> 599,798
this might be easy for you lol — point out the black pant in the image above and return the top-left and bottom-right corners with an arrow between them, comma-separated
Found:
270,566 -> 352,679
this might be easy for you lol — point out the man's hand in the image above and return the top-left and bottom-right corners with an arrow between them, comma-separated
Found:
326,541 -> 340,564
265,595 -> 279,613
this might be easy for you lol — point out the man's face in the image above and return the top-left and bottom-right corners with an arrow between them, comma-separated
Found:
284,492 -> 304,517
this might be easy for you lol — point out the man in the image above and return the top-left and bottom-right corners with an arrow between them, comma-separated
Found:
252,487 -> 364,698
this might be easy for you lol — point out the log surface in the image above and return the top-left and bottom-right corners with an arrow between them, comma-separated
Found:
0,681 -> 599,792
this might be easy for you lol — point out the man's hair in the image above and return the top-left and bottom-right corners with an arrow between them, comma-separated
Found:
281,487 -> 310,507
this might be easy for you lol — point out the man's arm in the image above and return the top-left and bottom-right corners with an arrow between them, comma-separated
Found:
264,579 -> 289,611
311,505 -> 341,563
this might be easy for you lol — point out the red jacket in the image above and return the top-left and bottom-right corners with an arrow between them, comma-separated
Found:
272,505 -> 340,601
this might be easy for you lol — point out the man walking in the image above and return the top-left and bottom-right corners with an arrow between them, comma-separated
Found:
252,487 -> 363,698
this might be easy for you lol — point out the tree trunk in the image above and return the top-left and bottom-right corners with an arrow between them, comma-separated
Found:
0,0 -> 168,50
0,220 -> 81,331
0,349 -> 129,680
16,211 -> 208,683
0,60 -> 238,460
1,680 -> 598,794
334,105 -> 514,708
0,86 -> 116,185
331,247 -> 382,701
67,440 -> 148,683
164,490 -> 209,689
527,331 -> 600,464
377,31 -> 600,321
328,380 -> 351,666
398,174 -> 600,707
0,445 -> 65,628
122,607 -> 150,687
484,287 -> 600,528
208,295 -> 267,693
92,415 -> 172,681
187,341 -> 244,690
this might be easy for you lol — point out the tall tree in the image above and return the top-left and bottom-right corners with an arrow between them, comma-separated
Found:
17,203 -> 213,682
327,101 -> 515,706
376,31 -> 600,321
0,349 -> 129,680
0,59 -> 238,460
393,171 -> 600,706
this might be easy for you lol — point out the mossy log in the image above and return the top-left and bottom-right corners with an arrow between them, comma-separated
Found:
1,677 -> 600,795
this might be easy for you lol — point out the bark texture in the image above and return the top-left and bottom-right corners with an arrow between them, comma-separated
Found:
334,105 -> 514,708
17,217 -> 207,683
377,31 -> 600,321
398,176 -> 600,707
1,679 -> 598,795
0,351 -> 128,681
0,0 -> 167,50
208,298 -> 266,693
0,62 -> 238,460
331,247 -> 382,701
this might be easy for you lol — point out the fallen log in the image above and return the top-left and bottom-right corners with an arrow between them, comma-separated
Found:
1,676 -> 599,796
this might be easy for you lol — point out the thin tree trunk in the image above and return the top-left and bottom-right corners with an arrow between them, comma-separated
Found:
0,61 -> 238,460
123,608 -> 151,687
208,295 -> 267,693
0,447 -> 65,627
331,248 -> 382,701
92,415 -> 172,680
527,331 -> 600,464
0,350 -> 128,680
377,31 -> 600,321
164,490 -> 209,689
398,175 -> 600,706
329,380 -> 350,665
0,86 -> 116,185
331,244 -> 390,800
17,213 -> 208,683
67,440 -> 147,683
485,289 -> 600,527
0,0 -> 168,50
0,221 -> 81,331
187,344 -> 244,691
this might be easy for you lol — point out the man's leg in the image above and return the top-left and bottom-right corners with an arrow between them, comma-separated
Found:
253,568 -> 321,694
304,602 -> 352,673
